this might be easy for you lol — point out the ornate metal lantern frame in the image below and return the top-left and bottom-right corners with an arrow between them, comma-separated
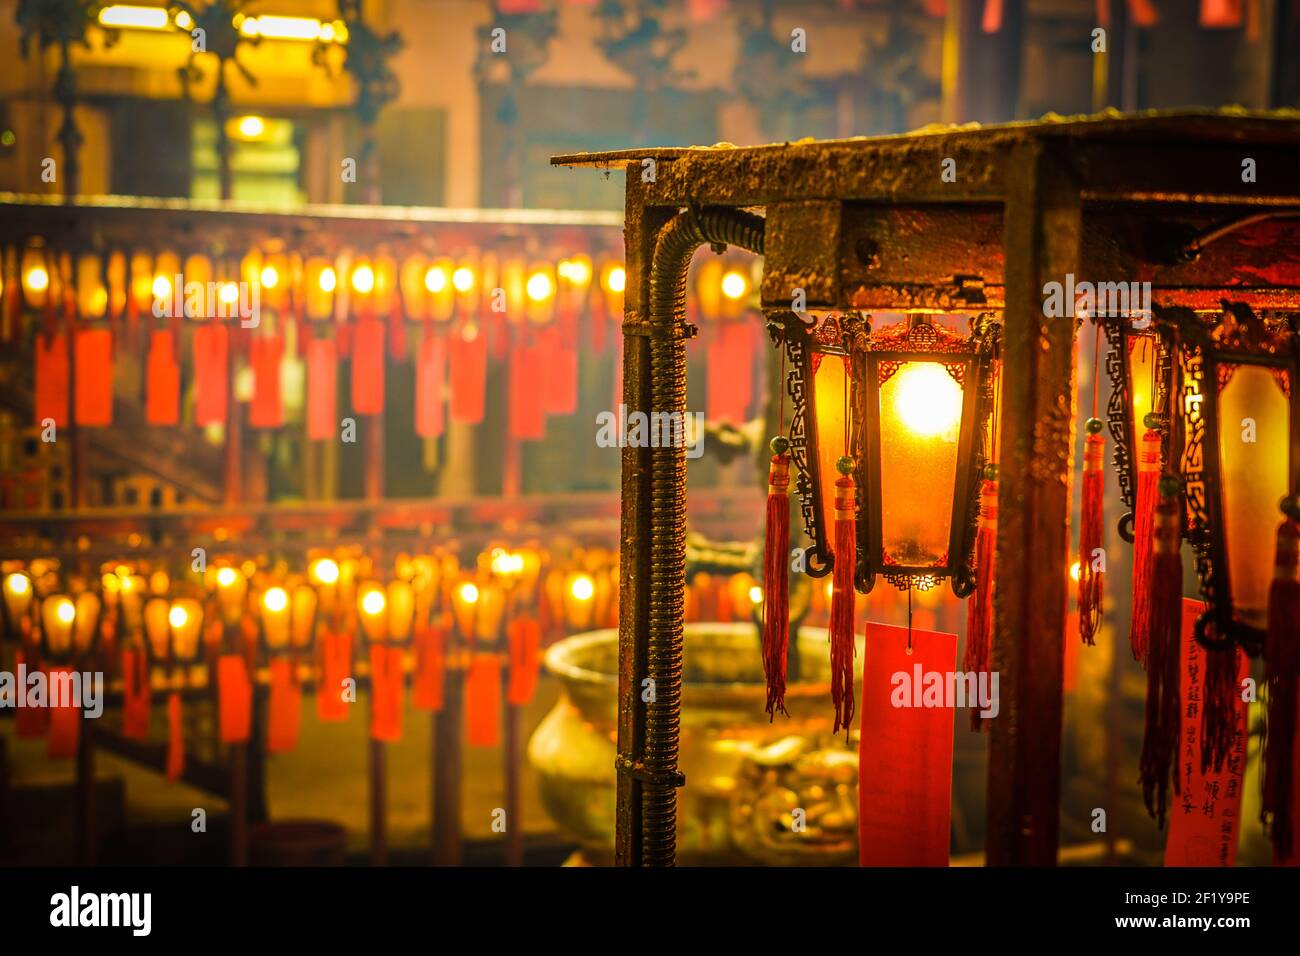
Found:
768,311 -> 999,597
1173,304 -> 1300,656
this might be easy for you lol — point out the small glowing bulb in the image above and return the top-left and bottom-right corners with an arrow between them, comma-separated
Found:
424,266 -> 448,293
311,558 -> 339,585
175,10 -> 192,29
526,271 -> 553,302
570,575 -> 595,602
893,362 -> 964,439
260,265 -> 279,289
216,567 -> 238,588
1070,561 -> 1082,583
55,599 -> 75,624
263,587 -> 288,614
721,271 -> 747,300
748,585 -> 763,605
219,282 -> 240,304
26,266 -> 49,292
458,582 -> 479,605
152,275 -> 171,299
319,267 -> 337,293
452,266 -> 474,293
561,258 -> 591,285
606,266 -> 626,294
6,573 -> 30,596
168,604 -> 188,629
237,115 -> 265,139
351,265 -> 375,294
361,590 -> 386,616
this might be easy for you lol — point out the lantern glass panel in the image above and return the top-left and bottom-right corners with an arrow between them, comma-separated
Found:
877,360 -> 964,568
812,352 -> 850,550
1217,363 -> 1290,631
1128,334 -> 1157,426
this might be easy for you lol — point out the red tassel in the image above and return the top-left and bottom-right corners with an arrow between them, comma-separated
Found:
267,657 -> 301,753
1139,481 -> 1182,826
122,647 -> 151,740
217,653 -> 252,744
1078,428 -> 1105,645
964,477 -> 997,731
1129,427 -> 1162,666
763,450 -> 792,719
1264,509 -> 1300,861
830,471 -> 857,736
166,691 -> 185,781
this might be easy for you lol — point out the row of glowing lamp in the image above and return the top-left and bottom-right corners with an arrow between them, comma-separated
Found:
97,7 -> 348,44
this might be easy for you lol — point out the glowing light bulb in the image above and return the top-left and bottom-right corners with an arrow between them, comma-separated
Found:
606,266 -> 626,294
748,585 -> 763,605
893,362 -> 963,439
424,266 -> 448,293
1070,561 -> 1082,583
570,575 -> 595,602
263,587 -> 288,614
526,271 -> 553,302
361,590 -> 386,616
452,266 -> 475,293
237,115 -> 265,139
168,604 -> 188,629
26,266 -> 49,292
458,582 -> 479,605
6,573 -> 30,596
219,282 -> 240,305
560,258 -> 591,285
721,271 -> 747,300
55,599 -> 75,624
351,265 -> 375,294
260,265 -> 279,289
319,267 -> 337,293
152,274 -> 171,299
311,558 -> 339,585
216,567 -> 238,588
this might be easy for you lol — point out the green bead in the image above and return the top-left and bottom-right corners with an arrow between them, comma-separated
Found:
835,455 -> 854,475
770,435 -> 790,455
1085,417 -> 1104,435
1158,473 -> 1182,497
983,462 -> 999,482
1142,412 -> 1162,430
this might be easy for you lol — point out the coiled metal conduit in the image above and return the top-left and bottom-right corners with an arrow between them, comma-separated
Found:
642,207 -> 765,866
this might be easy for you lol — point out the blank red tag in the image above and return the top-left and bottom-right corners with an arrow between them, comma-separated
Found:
1165,598 -> 1248,866
217,654 -> 252,744
166,692 -> 185,781
34,332 -> 69,427
415,331 -> 446,439
541,325 -> 577,416
509,340 -> 546,440
267,657 -> 302,753
466,654 -> 502,747
193,323 -> 229,426
413,625 -> 446,712
351,318 -> 385,415
249,333 -> 284,429
73,328 -> 113,426
46,666 -> 81,759
449,325 -> 487,424
307,337 -> 338,441
858,622 -> 958,866
316,629 -> 351,722
368,644 -> 404,742
145,329 -> 180,425
1199,0 -> 1243,27
507,617 -> 542,706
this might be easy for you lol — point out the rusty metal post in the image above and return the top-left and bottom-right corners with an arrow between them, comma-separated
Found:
986,139 -> 1081,866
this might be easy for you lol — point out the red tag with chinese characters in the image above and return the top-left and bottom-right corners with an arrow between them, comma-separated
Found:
413,624 -> 446,712
448,324 -> 487,424
267,657 -> 302,753
73,328 -> 113,426
351,318 -> 385,415
121,647 -> 151,740
145,329 -> 181,425
248,333 -> 284,429
368,644 -> 404,742
34,332 -> 69,427
46,666 -> 81,759
217,653 -> 252,744
193,323 -> 229,427
415,330 -> 447,439
858,622 -> 958,866
1165,599 -> 1248,867
507,617 -> 542,706
307,337 -> 338,441
466,654 -> 502,747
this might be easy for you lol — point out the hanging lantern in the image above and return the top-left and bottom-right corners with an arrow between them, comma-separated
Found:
39,594 -> 78,660
260,585 -> 292,655
357,581 -> 388,643
213,564 -> 248,628
386,579 -> 415,645
2,571 -> 34,641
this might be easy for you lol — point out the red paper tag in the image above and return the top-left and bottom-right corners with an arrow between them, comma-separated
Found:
249,333 -> 284,429
267,657 -> 302,753
166,691 -> 185,781
1064,608 -> 1080,693
307,337 -> 338,441
466,654 -> 503,747
316,630 -> 352,722
14,651 -> 49,737
858,622 -> 958,866
351,318 -> 386,415
541,325 -> 578,416
368,644 -> 404,742
121,647 -> 151,740
415,331 -> 447,439
145,329 -> 181,425
34,332 -> 70,427
448,325 -> 487,424
46,666 -> 81,758
193,323 -> 229,427
1165,599 -> 1248,866
509,339 -> 546,440
507,617 -> 542,706
73,328 -> 113,426
413,625 -> 446,712
216,654 -> 252,743
1199,0 -> 1243,27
